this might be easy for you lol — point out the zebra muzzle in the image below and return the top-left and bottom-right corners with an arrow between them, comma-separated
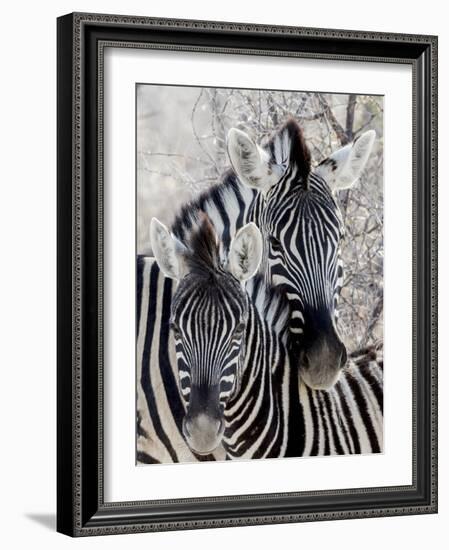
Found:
182,413 -> 225,455
298,338 -> 347,391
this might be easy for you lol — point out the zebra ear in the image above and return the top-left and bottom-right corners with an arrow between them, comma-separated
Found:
227,128 -> 279,191
228,222 -> 263,282
315,130 -> 376,192
150,218 -> 187,280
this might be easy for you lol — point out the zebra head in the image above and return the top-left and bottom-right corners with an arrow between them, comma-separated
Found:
227,119 -> 375,390
150,215 -> 263,455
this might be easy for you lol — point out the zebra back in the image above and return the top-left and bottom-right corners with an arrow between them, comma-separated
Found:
298,346 -> 383,456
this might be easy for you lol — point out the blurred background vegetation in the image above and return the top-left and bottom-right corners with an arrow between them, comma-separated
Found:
137,85 -> 383,351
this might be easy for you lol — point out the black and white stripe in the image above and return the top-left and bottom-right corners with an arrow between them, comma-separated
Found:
299,348 -> 383,456
139,217 -> 383,461
137,118 -> 379,461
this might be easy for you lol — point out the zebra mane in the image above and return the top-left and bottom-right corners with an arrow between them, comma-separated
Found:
184,215 -> 221,279
184,216 -> 290,337
262,117 -> 312,185
170,118 -> 311,248
171,170 -> 251,245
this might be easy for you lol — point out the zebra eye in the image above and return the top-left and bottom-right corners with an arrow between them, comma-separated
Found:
234,322 -> 245,337
169,322 -> 181,338
269,236 -> 284,253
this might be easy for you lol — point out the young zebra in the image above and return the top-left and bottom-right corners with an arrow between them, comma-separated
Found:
137,255 -> 226,463
149,215 -> 383,459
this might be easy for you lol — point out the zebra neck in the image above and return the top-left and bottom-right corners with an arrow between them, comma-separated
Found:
245,275 -> 290,347
226,282 -> 289,412
223,303 -> 290,459
170,171 -> 257,258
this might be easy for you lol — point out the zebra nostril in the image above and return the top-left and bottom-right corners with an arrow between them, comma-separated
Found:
183,418 -> 191,438
300,350 -> 310,370
217,418 -> 225,436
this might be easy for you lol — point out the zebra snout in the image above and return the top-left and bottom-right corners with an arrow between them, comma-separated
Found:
298,339 -> 347,390
300,341 -> 347,371
183,413 -> 225,455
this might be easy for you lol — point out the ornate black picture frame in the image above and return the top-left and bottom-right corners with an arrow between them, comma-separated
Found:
57,12 -> 438,536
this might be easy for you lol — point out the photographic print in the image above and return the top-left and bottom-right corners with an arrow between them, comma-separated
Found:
136,84 -> 384,464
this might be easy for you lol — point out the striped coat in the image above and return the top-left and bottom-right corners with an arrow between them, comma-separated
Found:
137,258 -> 383,462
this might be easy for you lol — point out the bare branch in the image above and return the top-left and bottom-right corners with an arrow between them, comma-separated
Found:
345,94 -> 357,141
317,93 -> 349,145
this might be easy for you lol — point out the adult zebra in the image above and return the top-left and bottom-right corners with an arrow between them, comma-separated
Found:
149,215 -> 383,459
227,120 -> 376,389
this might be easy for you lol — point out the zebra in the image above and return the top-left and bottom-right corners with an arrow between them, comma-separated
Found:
149,214 -> 383,459
136,254 -> 227,463
227,119 -> 376,390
